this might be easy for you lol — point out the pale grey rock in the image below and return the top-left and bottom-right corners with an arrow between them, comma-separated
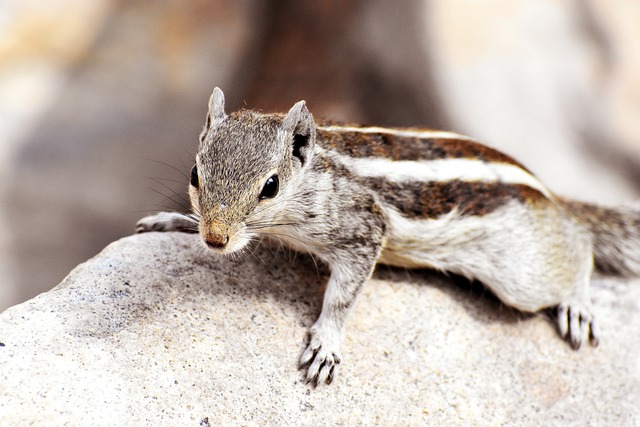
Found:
1,232 -> 639,425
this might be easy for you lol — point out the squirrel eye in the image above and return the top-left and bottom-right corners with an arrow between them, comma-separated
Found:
259,175 -> 279,199
190,164 -> 199,188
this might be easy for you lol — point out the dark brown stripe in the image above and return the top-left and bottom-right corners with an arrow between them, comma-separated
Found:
316,127 -> 529,171
311,151 -> 546,219
364,178 -> 547,219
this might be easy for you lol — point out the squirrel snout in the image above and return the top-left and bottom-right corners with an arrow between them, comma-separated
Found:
204,233 -> 229,249
202,224 -> 230,250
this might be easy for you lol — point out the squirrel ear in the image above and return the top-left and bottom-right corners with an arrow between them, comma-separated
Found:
207,87 -> 227,128
282,100 -> 316,167
282,100 -> 314,135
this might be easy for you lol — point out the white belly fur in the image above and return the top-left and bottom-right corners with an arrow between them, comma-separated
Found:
376,201 -> 588,312
378,206 -> 493,274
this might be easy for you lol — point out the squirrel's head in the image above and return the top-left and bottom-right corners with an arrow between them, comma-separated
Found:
189,87 -> 316,254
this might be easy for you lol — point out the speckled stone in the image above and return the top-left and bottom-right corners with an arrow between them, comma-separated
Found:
1,232 -> 639,425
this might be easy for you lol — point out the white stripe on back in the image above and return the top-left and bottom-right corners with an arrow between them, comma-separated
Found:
341,156 -> 551,198
317,125 -> 471,140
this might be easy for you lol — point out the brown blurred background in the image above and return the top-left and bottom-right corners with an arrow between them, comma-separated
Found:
1,0 -> 640,310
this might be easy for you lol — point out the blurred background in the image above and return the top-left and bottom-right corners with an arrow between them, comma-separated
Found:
1,0 -> 639,311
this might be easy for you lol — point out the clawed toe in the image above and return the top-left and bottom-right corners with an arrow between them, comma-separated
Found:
299,333 -> 342,387
302,352 -> 340,386
557,302 -> 599,349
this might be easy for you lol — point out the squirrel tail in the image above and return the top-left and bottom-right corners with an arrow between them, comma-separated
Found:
561,199 -> 640,277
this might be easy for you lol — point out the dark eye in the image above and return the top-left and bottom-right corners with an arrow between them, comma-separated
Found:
190,164 -> 199,188
259,175 -> 279,199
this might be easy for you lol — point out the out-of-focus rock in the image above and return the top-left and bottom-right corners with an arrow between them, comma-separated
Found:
426,0 -> 640,202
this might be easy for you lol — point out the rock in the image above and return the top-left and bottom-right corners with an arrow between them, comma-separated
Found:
1,232 -> 639,425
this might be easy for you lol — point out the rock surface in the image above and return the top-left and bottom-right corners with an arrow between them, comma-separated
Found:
1,232 -> 639,425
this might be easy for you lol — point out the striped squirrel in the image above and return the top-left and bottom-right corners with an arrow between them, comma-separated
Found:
136,87 -> 640,386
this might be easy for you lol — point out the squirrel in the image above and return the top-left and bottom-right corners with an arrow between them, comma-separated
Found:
136,87 -> 640,387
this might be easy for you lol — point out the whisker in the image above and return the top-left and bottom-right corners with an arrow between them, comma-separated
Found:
146,176 -> 188,186
189,204 -> 203,219
258,235 -> 283,263
178,212 -> 200,223
265,232 -> 321,276
180,147 -> 197,164
148,187 -> 192,212
246,222 -> 298,231
146,177 -> 191,206
177,149 -> 197,171
249,240 -> 267,266
247,197 -> 296,219
255,230 -> 308,246
143,158 -> 190,181
130,207 -> 180,215
259,231 -> 320,273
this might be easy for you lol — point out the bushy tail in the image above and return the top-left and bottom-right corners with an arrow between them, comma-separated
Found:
561,199 -> 640,277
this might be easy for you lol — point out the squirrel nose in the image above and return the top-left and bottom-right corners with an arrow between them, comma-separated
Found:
202,220 -> 230,250
205,233 -> 229,249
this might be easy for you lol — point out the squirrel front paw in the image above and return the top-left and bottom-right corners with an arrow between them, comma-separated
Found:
135,212 -> 198,234
557,302 -> 599,349
298,326 -> 342,387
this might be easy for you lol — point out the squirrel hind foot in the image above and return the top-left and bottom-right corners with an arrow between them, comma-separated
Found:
556,302 -> 599,349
